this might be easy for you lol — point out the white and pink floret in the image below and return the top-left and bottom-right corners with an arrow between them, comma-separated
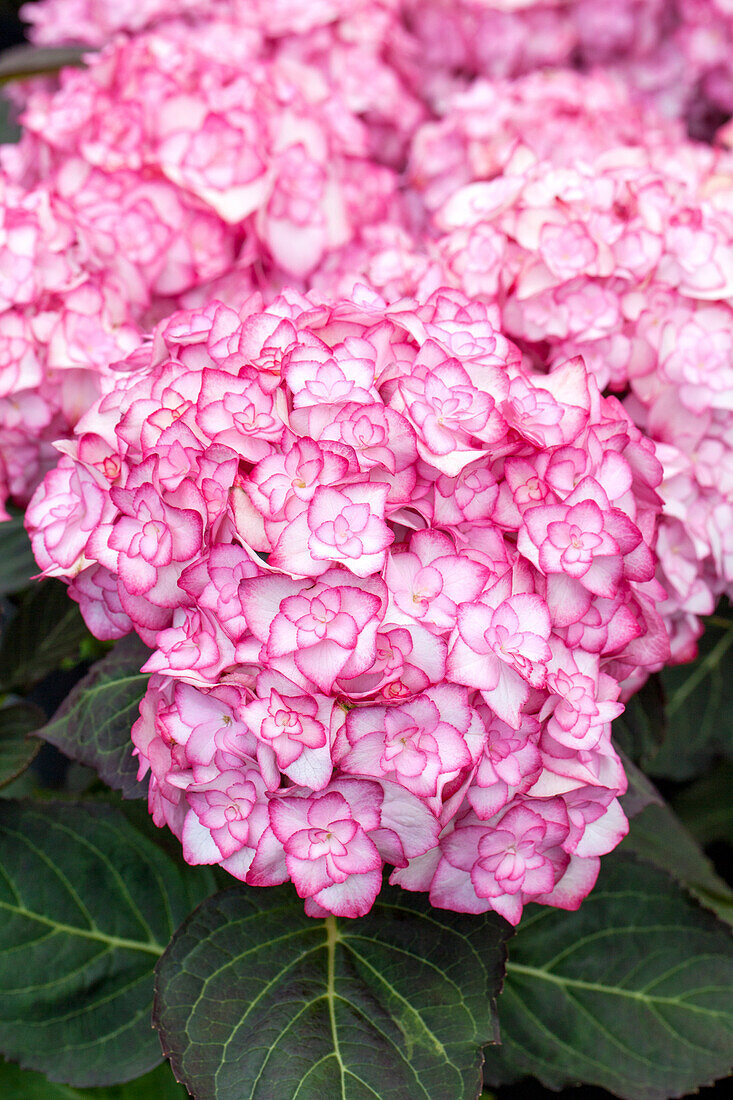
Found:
26,287 -> 668,922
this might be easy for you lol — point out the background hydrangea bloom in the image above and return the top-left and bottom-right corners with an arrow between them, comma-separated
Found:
400,0 -> 733,138
0,3 -> 419,515
401,70 -> 733,662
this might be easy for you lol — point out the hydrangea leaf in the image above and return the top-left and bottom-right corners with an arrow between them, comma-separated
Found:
644,611 -> 733,780
0,514 -> 37,596
153,883 -> 511,1100
611,673 -> 666,767
0,702 -> 43,789
616,750 -> 663,819
0,1058 -> 186,1099
619,801 -> 733,927
0,96 -> 20,144
483,853 -> 733,1100
35,634 -> 151,799
0,801 -> 214,1087
0,580 -> 92,693
672,762 -> 733,847
0,45 -> 89,84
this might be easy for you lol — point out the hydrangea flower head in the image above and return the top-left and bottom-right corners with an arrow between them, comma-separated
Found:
28,287 -> 667,922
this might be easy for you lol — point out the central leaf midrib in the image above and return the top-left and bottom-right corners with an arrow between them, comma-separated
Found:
325,915 -> 347,1100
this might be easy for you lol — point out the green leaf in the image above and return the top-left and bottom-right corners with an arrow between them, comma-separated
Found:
0,514 -> 36,596
0,95 -> 21,145
0,1058 -> 187,1099
645,614 -> 733,780
0,766 -> 39,801
36,634 -> 151,799
0,44 -> 90,84
616,750 -> 663,819
673,763 -> 733,847
611,674 -> 665,765
483,853 -> 733,1100
91,790 -> 219,897
0,702 -> 43,789
0,580 -> 92,692
154,883 -> 511,1100
0,800 -> 215,1087
619,801 -> 733,927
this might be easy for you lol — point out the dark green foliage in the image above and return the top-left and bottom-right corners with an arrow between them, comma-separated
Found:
619,801 -> 733,926
0,514 -> 37,596
0,579 -> 92,693
0,1058 -> 187,1099
0,801 -> 215,1087
0,43 -> 89,83
614,610 -> 733,782
483,854 -> 733,1100
154,883 -> 511,1100
0,701 -> 43,788
36,634 -> 151,798
673,762 -> 733,847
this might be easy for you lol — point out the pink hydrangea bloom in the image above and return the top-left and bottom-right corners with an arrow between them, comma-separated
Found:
0,175 -> 146,512
399,0 -> 733,136
408,70 -> 733,660
399,0 -> 670,110
21,0 -> 208,44
408,70 -> 682,214
1,2 -> 416,517
29,287 -> 666,921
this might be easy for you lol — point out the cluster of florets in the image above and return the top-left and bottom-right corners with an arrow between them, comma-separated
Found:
0,171 -> 194,513
662,0 -> 733,131
308,221 -> 444,306
17,0 -> 421,168
400,71 -> 733,660
27,0 -> 733,143
21,0 -> 402,48
10,20 -> 402,260
20,0 -> 208,42
20,0 -> 733,143
10,0 -> 733,926
400,0 -> 733,137
0,3 -> 422,515
0,133 -> 233,512
422,100 -> 732,395
27,288 -> 668,920
400,1 -> 670,107
408,70 -> 685,213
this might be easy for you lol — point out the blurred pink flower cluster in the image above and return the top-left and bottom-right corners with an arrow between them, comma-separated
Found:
18,0 -> 421,166
0,175 -> 135,512
404,69 -> 733,661
401,0 -> 733,134
27,287 -> 667,919
1,1 -> 416,510
22,0 -> 400,47
28,0 -> 703,126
